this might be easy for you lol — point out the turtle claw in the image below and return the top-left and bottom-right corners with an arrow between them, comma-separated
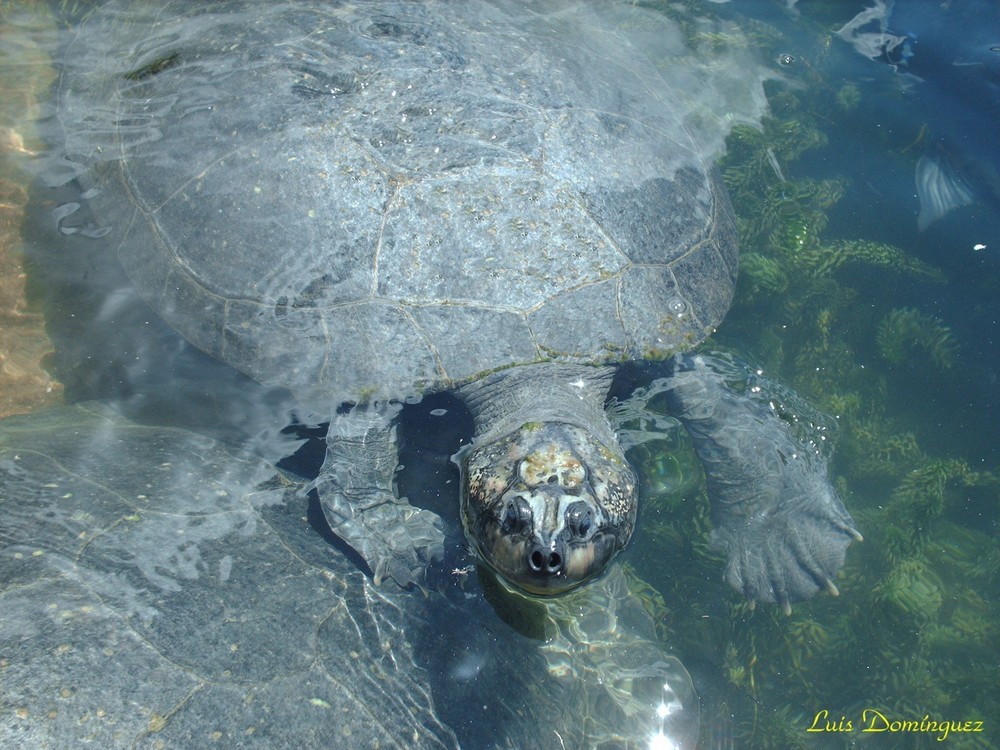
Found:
767,578 -> 836,617
719,508 -> 858,610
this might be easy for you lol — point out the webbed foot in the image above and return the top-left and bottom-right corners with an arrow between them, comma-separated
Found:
716,503 -> 862,615
314,405 -> 445,589
666,353 -> 862,613
317,485 -> 445,588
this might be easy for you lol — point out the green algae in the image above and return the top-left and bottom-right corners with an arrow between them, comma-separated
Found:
621,7 -> 1000,747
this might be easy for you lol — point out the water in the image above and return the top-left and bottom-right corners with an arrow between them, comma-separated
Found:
1,1 -> 998,748
641,2 -> 1000,747
0,3 -> 63,416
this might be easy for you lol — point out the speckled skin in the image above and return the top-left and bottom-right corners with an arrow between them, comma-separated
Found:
458,365 -> 636,594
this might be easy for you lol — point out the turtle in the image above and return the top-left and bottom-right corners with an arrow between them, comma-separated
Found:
50,0 -> 861,610
0,402 -> 699,748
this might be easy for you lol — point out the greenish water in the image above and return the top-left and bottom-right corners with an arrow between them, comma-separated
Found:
621,2 -> 1000,748
1,1 -> 998,749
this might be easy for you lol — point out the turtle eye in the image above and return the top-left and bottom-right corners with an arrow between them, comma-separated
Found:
566,502 -> 594,538
500,498 -> 531,534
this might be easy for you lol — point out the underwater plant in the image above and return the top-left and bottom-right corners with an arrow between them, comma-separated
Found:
622,8 -> 1000,747
877,306 -> 959,370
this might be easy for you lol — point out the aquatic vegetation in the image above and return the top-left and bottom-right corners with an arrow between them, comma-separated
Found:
800,239 -> 945,280
627,435 -> 716,606
738,252 -> 787,301
836,83 -> 861,111
5,0 -> 995,745
889,458 -> 992,525
622,563 -> 671,643
921,590 -> 994,651
928,521 -> 1000,583
626,11 -> 1000,746
724,94 -> 830,187
877,307 -> 959,370
873,558 -> 944,619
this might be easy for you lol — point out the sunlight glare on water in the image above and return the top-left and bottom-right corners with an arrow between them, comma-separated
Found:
1,0 -> 998,748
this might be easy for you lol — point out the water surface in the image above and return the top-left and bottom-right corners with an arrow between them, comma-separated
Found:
1,2 -> 997,748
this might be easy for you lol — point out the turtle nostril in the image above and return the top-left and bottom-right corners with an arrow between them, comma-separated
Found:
528,544 -> 564,575
546,551 -> 562,571
529,549 -> 545,572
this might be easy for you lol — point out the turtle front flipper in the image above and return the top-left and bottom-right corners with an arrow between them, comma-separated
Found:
314,404 -> 445,589
666,354 -> 862,614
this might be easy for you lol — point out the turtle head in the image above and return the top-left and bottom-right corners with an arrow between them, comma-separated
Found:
459,421 -> 636,595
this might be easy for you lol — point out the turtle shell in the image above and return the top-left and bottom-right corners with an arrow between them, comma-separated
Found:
58,1 -> 741,410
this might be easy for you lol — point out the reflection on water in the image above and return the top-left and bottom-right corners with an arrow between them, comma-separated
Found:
0,5 -> 63,416
1,1 -> 998,749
